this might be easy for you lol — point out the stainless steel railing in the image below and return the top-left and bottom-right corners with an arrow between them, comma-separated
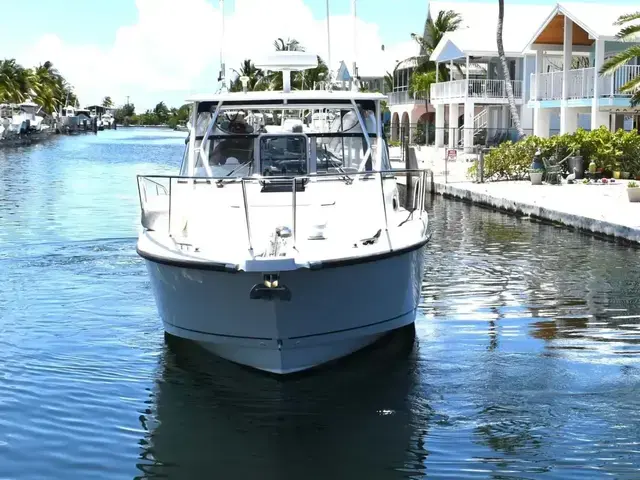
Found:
137,169 -> 428,254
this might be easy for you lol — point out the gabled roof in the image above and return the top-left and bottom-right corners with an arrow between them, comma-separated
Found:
428,2 -> 551,62
523,2 -> 638,51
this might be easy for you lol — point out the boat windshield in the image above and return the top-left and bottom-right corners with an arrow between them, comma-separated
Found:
181,104 -> 390,177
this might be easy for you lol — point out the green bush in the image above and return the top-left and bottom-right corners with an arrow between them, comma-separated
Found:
469,127 -> 640,181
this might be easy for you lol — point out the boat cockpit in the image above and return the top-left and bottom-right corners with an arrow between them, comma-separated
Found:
179,95 -> 391,180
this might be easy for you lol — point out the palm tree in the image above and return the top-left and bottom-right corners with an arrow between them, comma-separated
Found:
410,10 -> 462,80
266,38 -> 313,90
497,0 -> 524,138
273,38 -> 304,52
600,12 -> 640,106
230,59 -> 266,92
0,59 -> 23,103
0,59 -> 77,113
102,96 -> 114,108
384,71 -> 394,93
297,56 -> 328,90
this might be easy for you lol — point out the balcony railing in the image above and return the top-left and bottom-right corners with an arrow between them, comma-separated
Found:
388,90 -> 429,106
430,79 -> 523,102
531,65 -> 640,101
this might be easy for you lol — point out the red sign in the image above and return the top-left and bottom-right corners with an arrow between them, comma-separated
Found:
446,149 -> 457,162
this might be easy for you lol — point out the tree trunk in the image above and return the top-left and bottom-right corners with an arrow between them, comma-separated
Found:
497,0 -> 525,139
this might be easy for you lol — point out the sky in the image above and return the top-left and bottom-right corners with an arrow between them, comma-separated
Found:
1,0 -> 638,111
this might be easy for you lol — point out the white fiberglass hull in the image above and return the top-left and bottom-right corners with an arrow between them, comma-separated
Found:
142,244 -> 426,374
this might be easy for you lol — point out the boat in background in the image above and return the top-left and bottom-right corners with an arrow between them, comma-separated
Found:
136,52 -> 429,374
57,105 -> 79,134
101,109 -> 116,129
0,101 -> 53,145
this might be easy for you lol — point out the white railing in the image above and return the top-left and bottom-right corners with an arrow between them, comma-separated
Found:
458,108 -> 489,146
430,79 -> 523,102
388,90 -> 429,106
601,64 -> 640,97
137,170 -> 428,255
430,80 -> 466,100
532,71 -> 564,100
568,67 -> 595,99
474,108 -> 488,130
532,64 -> 640,100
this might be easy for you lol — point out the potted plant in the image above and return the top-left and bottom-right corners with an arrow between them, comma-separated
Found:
529,168 -> 544,185
628,181 -> 640,202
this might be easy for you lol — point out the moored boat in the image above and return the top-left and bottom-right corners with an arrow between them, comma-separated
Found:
136,52 -> 429,374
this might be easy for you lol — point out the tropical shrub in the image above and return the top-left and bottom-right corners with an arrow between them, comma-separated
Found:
469,127 -> 640,181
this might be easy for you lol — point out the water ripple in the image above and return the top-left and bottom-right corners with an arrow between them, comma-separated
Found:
1,130 -> 640,478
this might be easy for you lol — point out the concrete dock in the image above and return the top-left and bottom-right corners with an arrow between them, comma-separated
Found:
434,180 -> 640,244
390,147 -> 640,244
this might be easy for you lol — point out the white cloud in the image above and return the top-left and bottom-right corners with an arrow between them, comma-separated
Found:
18,0 -> 417,110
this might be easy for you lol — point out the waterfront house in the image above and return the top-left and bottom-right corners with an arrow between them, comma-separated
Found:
390,1 -> 640,153
524,3 -> 640,138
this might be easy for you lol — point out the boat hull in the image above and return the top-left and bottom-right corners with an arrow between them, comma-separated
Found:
143,245 -> 426,374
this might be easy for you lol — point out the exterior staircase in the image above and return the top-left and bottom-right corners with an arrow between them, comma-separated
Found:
458,108 -> 488,147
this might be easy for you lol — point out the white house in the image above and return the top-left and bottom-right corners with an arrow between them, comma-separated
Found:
392,1 -> 639,153
524,3 -> 640,138
427,2 -> 552,152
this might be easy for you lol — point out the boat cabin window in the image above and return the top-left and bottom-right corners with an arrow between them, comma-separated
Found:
183,102 -> 389,177
259,134 -> 308,176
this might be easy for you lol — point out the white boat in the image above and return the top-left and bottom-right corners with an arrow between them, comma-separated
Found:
101,110 -> 116,129
0,101 -> 51,145
136,52 -> 429,374
75,108 -> 94,131
57,105 -> 79,133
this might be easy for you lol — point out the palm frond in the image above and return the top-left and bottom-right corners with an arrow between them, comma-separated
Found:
615,11 -> 640,26
619,75 -> 640,95
599,45 -> 640,75
616,24 -> 640,41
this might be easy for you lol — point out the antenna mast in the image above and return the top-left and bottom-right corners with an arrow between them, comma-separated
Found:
218,0 -> 227,90
352,0 -> 358,89
325,0 -> 332,87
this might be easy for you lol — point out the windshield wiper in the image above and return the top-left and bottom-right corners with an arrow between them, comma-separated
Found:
215,161 -> 252,187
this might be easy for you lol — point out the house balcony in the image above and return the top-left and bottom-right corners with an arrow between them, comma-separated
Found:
388,90 -> 429,106
430,79 -> 524,105
530,65 -> 640,103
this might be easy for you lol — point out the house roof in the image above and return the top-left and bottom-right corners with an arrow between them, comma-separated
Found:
428,1 -> 637,62
429,2 -> 552,62
523,3 -> 638,51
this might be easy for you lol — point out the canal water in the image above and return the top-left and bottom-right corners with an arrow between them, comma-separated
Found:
1,129 -> 640,479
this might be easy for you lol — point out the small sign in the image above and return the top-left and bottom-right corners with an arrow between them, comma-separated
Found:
446,149 -> 457,162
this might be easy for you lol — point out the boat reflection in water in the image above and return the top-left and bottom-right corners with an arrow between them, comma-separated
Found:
137,323 -> 427,479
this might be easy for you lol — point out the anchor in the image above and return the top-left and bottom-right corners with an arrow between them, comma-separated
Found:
249,273 -> 292,301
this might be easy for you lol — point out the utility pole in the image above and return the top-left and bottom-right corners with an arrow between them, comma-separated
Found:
126,96 -> 130,106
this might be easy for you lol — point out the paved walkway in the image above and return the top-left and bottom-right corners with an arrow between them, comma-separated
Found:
390,145 -> 640,244
389,145 -> 476,183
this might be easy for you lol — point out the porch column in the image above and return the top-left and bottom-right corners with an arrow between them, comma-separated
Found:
449,103 -> 459,148
463,100 -> 475,153
435,104 -> 445,147
560,15 -> 573,134
534,108 -> 551,138
465,55 -> 470,93
591,38 -> 609,130
435,62 -> 439,83
521,54 -> 534,134
534,48 -> 544,101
